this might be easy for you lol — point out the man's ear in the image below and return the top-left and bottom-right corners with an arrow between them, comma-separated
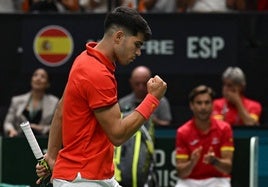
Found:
114,30 -> 124,44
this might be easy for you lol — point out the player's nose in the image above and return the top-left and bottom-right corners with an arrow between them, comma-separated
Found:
136,48 -> 141,56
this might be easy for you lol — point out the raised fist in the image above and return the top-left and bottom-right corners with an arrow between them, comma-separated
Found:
147,75 -> 167,100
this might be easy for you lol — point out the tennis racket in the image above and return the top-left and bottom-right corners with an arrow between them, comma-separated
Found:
20,121 -> 52,186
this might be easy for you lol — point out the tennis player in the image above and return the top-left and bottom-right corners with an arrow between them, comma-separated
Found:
36,6 -> 167,187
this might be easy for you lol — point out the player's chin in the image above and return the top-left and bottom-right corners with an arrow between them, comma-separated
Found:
198,114 -> 210,121
127,57 -> 135,63
119,59 -> 133,66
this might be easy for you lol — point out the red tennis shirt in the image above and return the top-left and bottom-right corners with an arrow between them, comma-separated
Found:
212,97 -> 262,126
176,118 -> 234,179
52,42 -> 117,180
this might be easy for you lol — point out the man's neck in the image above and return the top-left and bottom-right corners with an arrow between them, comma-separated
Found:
95,37 -> 115,63
194,118 -> 211,133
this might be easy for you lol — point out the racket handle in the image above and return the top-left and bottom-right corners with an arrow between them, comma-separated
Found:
38,158 -> 51,183
38,158 -> 50,171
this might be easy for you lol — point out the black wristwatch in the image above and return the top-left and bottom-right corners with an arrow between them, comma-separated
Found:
210,157 -> 219,166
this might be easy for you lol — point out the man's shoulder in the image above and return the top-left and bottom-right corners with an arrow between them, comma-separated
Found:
213,97 -> 226,104
177,120 -> 193,133
73,50 -> 102,71
213,98 -> 226,106
70,52 -> 115,86
243,97 -> 262,107
213,118 -> 232,131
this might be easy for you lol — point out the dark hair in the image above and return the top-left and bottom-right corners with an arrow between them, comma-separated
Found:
188,85 -> 215,102
104,6 -> 152,41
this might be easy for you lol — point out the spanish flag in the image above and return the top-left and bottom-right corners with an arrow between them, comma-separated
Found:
34,26 -> 73,66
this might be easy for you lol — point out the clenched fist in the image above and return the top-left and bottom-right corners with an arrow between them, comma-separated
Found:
147,75 -> 167,100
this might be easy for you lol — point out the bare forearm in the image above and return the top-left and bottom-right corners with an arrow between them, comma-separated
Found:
114,93 -> 161,145
212,157 -> 232,174
176,161 -> 195,178
113,111 -> 146,146
47,100 -> 63,160
96,93 -> 161,146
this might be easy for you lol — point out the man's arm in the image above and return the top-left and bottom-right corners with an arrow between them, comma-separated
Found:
45,97 -> 63,168
203,148 -> 233,174
176,147 -> 202,178
226,90 -> 259,125
235,99 -> 259,126
36,96 -> 63,184
176,159 -> 195,178
212,151 -> 233,174
94,75 -> 167,146
94,103 -> 146,146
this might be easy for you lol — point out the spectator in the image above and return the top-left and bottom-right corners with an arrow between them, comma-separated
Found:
28,0 -> 80,13
119,66 -> 172,127
175,85 -> 234,187
79,0 -> 108,13
3,68 -> 59,137
29,0 -> 59,12
118,0 -> 138,9
258,0 -> 268,10
59,0 -> 80,11
176,0 -> 246,12
138,0 -> 177,13
13,0 -> 26,12
0,0 -> 15,12
212,66 -> 262,126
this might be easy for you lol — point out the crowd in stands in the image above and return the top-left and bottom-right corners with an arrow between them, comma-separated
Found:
0,65 -> 264,138
1,0 -> 268,13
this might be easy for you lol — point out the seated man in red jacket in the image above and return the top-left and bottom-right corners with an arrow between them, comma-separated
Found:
175,85 -> 234,187
212,66 -> 262,126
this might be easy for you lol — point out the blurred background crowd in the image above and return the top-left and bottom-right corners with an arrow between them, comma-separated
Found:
0,0 -> 268,13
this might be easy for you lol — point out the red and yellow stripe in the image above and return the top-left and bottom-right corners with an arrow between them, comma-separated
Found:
34,27 -> 73,64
